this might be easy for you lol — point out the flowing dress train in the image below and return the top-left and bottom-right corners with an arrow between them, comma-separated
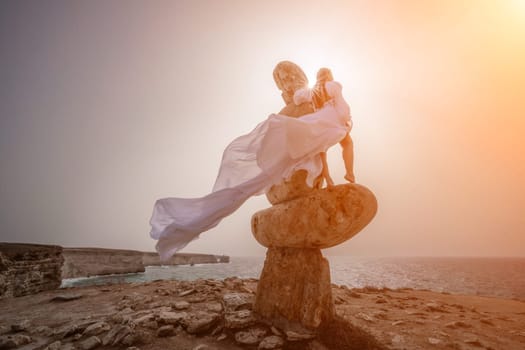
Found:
150,82 -> 351,261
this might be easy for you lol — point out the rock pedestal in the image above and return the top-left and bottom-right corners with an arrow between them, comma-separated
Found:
254,247 -> 333,331
251,171 -> 377,332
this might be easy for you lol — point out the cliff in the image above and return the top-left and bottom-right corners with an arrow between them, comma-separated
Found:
142,252 -> 229,267
0,243 -> 63,298
61,248 -> 145,279
62,248 -> 230,279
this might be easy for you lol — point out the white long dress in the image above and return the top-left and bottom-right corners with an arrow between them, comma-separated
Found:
150,81 -> 351,261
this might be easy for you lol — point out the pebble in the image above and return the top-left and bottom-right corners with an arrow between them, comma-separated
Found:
235,327 -> 267,345
223,293 -> 253,311
285,330 -> 315,341
193,345 -> 215,350
205,302 -> 223,313
464,337 -> 483,346
224,310 -> 256,329
158,311 -> 187,325
270,326 -> 282,336
83,321 -> 111,336
80,336 -> 101,350
0,334 -> 32,349
102,325 -> 131,346
173,301 -> 191,310
50,294 -> 83,302
185,311 -> 220,334
156,325 -> 175,337
258,335 -> 284,349
479,318 -> 495,326
178,289 -> 196,297
45,340 -> 62,350
134,314 -> 156,326
54,324 -> 80,339
428,337 -> 442,345
11,320 -> 31,332
392,334 -> 404,344
306,340 -> 330,350
356,312 -> 375,322
445,321 -> 471,329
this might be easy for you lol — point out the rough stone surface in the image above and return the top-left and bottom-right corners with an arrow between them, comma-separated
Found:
285,330 -> 316,341
184,311 -> 220,334
80,336 -> 101,350
234,327 -> 267,345
266,169 -> 319,205
223,293 -> 253,311
173,300 -> 191,310
254,248 -> 333,330
224,310 -> 257,329
2,277 -> 522,350
83,321 -> 110,336
158,311 -> 187,325
156,325 -> 175,337
258,335 -> 284,349
252,183 -> 377,249
0,334 -> 32,349
0,243 -> 63,298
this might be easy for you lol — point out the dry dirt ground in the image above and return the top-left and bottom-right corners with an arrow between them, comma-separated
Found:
0,278 -> 524,350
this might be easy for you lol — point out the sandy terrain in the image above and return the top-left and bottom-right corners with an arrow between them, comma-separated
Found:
0,279 -> 524,350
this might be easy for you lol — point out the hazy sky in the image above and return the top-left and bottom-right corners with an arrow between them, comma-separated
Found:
1,0 -> 524,257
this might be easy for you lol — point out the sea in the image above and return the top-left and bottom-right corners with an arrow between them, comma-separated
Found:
61,256 -> 525,301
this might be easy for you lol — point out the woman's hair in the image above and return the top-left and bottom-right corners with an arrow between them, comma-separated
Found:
316,67 -> 333,83
312,68 -> 334,109
272,61 -> 309,92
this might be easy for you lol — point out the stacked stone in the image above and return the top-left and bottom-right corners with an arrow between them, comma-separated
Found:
0,243 -> 63,298
251,170 -> 377,332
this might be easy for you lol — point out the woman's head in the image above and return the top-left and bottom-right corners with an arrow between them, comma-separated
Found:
273,61 -> 309,93
316,68 -> 333,83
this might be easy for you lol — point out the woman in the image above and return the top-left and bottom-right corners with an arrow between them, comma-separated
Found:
150,68 -> 353,261
311,68 -> 355,184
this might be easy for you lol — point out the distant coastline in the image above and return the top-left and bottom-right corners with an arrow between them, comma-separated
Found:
62,247 -> 229,279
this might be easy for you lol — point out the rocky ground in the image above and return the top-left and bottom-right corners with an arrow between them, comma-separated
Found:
0,278 -> 524,350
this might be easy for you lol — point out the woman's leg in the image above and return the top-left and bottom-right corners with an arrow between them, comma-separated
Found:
340,133 -> 355,183
320,152 -> 334,187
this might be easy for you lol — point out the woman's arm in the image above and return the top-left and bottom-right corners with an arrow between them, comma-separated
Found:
320,152 -> 334,187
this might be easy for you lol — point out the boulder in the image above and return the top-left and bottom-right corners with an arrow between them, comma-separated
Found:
183,311 -> 220,334
252,184 -> 377,249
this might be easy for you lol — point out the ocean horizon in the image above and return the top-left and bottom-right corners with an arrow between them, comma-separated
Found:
62,256 -> 525,302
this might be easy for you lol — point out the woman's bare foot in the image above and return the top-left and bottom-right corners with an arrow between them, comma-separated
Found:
344,173 -> 355,183
325,176 -> 334,188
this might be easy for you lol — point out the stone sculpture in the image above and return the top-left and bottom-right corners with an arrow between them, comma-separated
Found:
251,61 -> 378,333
